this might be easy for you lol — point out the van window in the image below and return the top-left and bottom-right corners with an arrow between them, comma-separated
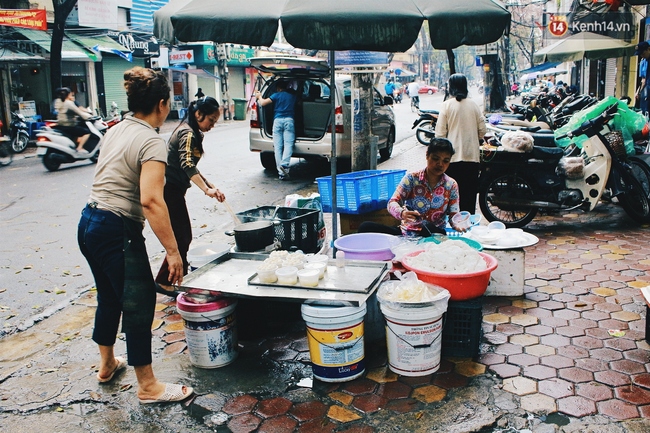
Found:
343,81 -> 352,104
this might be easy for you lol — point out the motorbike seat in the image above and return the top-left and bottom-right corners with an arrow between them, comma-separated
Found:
419,109 -> 439,115
531,145 -> 564,163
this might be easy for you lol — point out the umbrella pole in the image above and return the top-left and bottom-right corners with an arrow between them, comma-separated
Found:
329,50 -> 339,252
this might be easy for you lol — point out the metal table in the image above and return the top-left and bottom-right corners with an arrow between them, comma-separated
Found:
176,252 -> 389,306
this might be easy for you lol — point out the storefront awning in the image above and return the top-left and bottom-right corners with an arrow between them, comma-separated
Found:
519,62 -> 561,75
168,66 -> 220,80
66,33 -> 133,62
0,44 -> 46,61
13,28 -> 98,61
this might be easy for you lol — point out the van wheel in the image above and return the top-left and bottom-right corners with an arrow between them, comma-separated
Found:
379,129 -> 394,161
260,152 -> 276,170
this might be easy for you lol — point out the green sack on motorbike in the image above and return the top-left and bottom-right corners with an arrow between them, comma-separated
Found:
554,96 -> 645,156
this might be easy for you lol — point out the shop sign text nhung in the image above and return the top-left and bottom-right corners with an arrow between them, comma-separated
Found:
169,49 -> 194,65
227,47 -> 255,66
108,31 -> 160,57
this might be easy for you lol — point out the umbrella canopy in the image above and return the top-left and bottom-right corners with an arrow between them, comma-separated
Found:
533,31 -> 636,63
156,0 -> 510,51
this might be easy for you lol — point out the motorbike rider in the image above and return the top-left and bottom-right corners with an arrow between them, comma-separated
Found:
408,81 -> 421,109
54,87 -> 93,153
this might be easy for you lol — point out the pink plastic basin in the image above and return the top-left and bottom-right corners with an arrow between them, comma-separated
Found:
333,233 -> 396,261
402,251 -> 498,301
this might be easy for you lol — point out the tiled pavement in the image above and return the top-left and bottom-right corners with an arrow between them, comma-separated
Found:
147,141 -> 650,432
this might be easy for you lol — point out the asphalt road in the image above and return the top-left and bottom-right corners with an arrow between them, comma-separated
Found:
0,89 -> 456,338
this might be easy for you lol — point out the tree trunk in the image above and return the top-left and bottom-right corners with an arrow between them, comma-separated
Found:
50,0 -> 77,95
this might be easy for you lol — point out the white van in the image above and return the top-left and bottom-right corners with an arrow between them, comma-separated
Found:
249,56 -> 396,170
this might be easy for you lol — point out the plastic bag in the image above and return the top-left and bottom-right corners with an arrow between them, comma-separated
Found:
555,96 -> 645,156
377,271 -> 450,310
500,130 -> 534,153
556,156 -> 584,179
285,193 -> 326,250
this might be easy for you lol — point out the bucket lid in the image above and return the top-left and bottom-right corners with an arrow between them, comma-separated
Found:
177,293 -> 235,313
301,302 -> 366,318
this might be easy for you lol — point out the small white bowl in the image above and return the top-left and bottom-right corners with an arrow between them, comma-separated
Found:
304,261 -> 327,279
452,211 -> 471,230
257,263 -> 278,283
297,268 -> 320,287
487,221 -> 506,231
306,254 -> 329,264
275,266 -> 298,285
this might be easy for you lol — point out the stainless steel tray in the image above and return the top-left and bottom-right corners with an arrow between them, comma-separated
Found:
248,261 -> 388,293
175,252 -> 389,306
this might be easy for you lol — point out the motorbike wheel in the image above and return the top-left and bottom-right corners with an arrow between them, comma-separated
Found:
379,129 -> 395,161
11,132 -> 29,153
42,150 -> 61,172
618,166 -> 650,223
478,173 -> 538,228
0,140 -> 13,167
415,120 -> 435,145
628,157 -> 650,198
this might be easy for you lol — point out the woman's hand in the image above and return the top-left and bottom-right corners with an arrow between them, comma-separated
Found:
165,251 -> 184,286
449,220 -> 469,233
401,208 -> 421,224
206,187 -> 225,202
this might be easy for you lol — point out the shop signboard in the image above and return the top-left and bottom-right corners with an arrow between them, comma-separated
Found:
227,47 -> 255,66
193,45 -> 218,66
335,51 -> 388,68
78,0 -> 119,30
0,9 -> 46,30
108,31 -> 160,57
170,49 -> 194,65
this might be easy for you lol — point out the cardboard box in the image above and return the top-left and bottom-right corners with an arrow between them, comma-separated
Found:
339,209 -> 399,235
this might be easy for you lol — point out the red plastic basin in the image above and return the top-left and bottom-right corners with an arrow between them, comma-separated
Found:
402,251 -> 498,301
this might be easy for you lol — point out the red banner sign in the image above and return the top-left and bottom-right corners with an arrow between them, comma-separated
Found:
0,9 -> 47,31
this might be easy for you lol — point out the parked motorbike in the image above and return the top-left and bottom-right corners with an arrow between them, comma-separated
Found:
478,103 -> 650,228
0,119 -> 12,166
412,109 -> 439,145
9,111 -> 30,153
35,116 -> 108,171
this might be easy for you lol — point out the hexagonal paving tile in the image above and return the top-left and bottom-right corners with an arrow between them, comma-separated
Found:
559,367 -> 594,383
615,385 -> 650,405
557,395 -> 597,417
227,413 -> 262,433
520,393 -> 557,415
431,372 -> 469,389
483,313 -> 511,325
523,364 -> 557,381
508,352 -> 540,367
255,397 -> 293,418
572,336 -> 604,350
589,347 -> 623,362
538,378 -> 575,399
623,349 -> 650,364
375,381 -> 412,400
597,399 -> 641,420
540,334 -> 571,348
502,376 -> 537,396
327,405 -> 362,423
495,343 -> 524,356
223,395 -> 260,415
510,334 -> 539,346
365,367 -> 398,384
489,363 -> 521,379
478,353 -> 505,366
576,382 -> 613,402
512,299 -> 538,309
523,345 -> 555,359
557,345 -> 589,359
540,355 -> 574,369
510,314 -> 539,327
575,358 -> 608,373
352,394 -> 388,414
257,415 -> 298,433
610,359 -> 646,375
556,326 -> 586,338
454,360 -> 486,377
411,385 -> 447,403
594,370 -> 631,387
341,378 -> 378,396
289,401 -> 328,422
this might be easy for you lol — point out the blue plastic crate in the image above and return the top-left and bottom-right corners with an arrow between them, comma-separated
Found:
316,169 -> 406,214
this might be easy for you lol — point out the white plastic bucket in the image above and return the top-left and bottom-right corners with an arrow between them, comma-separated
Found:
379,302 -> 447,376
301,303 -> 366,382
176,294 -> 238,368
187,244 -> 230,271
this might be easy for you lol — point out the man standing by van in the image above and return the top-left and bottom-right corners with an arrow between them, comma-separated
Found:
256,80 -> 297,180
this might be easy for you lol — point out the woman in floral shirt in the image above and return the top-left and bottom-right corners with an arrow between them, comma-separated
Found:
359,138 -> 463,236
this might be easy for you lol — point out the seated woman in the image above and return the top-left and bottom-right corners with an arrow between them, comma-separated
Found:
358,138 -> 465,236
54,87 -> 93,153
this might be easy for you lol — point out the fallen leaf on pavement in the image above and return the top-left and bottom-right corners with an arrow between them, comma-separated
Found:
23,265 -> 33,269
120,384 -> 132,392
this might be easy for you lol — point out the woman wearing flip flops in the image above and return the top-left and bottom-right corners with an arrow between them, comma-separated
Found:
77,67 -> 193,404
